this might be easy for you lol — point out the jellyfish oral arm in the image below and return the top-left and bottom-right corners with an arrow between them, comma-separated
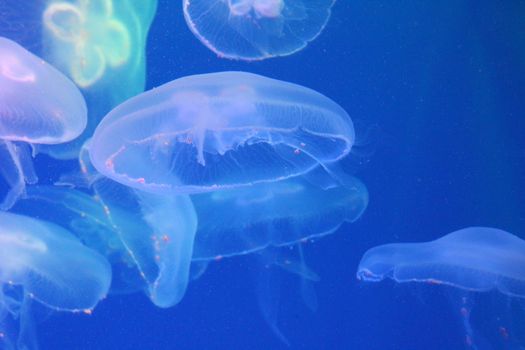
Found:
0,141 -> 37,210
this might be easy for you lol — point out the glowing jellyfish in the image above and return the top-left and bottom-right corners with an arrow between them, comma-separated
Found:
37,0 -> 158,159
0,36 -> 87,210
356,227 -> 525,297
0,211 -> 111,348
183,0 -> 335,60
15,141 -> 198,308
90,71 -> 354,195
192,174 -> 368,261
357,227 -> 525,348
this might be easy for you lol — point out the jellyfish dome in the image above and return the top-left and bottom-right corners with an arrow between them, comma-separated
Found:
0,36 -> 87,209
183,0 -> 335,60
90,71 -> 354,195
0,211 -> 111,311
356,227 -> 525,298
0,37 -> 86,144
192,174 -> 368,261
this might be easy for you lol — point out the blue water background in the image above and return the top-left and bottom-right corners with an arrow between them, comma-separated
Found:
28,1 -> 525,349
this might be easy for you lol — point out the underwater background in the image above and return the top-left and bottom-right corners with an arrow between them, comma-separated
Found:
2,0 -> 525,349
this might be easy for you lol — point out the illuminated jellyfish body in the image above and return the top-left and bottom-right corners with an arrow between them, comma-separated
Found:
357,227 -> 525,349
0,37 -> 87,210
356,227 -> 525,296
90,71 -> 354,194
15,142 -> 198,308
192,174 -> 368,261
190,174 -> 367,344
37,0 -> 157,159
0,211 -> 111,348
183,0 -> 335,60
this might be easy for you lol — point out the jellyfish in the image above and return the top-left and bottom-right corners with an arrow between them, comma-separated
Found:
0,36 -> 87,210
0,211 -> 111,348
0,0 -> 157,159
90,71 -> 354,195
188,173 -> 367,344
192,173 -> 368,261
183,0 -> 335,60
15,140 -> 198,308
37,0 -> 158,159
357,227 -> 525,349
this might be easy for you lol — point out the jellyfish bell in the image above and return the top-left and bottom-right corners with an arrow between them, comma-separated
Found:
192,174 -> 368,261
356,227 -> 525,297
0,36 -> 87,210
90,71 -> 354,195
38,0 -> 157,160
357,227 -> 525,349
183,0 -> 335,60
0,211 -> 111,349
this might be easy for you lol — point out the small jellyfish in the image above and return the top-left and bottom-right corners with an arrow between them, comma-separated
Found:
356,227 -> 525,297
192,173 -> 368,260
0,36 -> 87,210
90,71 -> 354,195
0,211 -> 111,348
183,0 -> 335,60
357,227 -> 525,349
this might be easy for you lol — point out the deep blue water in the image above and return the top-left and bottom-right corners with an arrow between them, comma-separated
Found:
3,0 -> 525,349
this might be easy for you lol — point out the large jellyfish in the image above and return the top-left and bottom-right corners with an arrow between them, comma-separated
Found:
0,211 -> 111,349
357,227 -> 525,349
15,141 -> 198,308
90,71 -> 354,195
192,174 -> 368,261
0,36 -> 87,210
183,0 -> 335,60
0,0 -> 158,159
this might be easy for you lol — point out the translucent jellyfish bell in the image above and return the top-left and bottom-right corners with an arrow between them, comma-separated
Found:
183,0 -> 335,60
90,71 -> 354,195
357,227 -> 525,297
0,211 -> 110,348
0,37 -> 87,210
37,0 -> 158,159
0,211 -> 111,311
192,174 -> 369,261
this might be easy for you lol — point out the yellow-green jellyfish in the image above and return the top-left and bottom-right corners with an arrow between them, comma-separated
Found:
40,0 -> 157,159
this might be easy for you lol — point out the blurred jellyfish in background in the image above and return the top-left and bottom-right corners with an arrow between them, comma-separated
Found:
0,0 -> 157,159
15,141 -> 198,308
90,71 -> 354,194
0,211 -> 111,349
191,174 -> 368,343
0,37 -> 86,210
39,0 -> 158,159
357,227 -> 525,349
183,0 -> 335,60
192,174 -> 368,260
